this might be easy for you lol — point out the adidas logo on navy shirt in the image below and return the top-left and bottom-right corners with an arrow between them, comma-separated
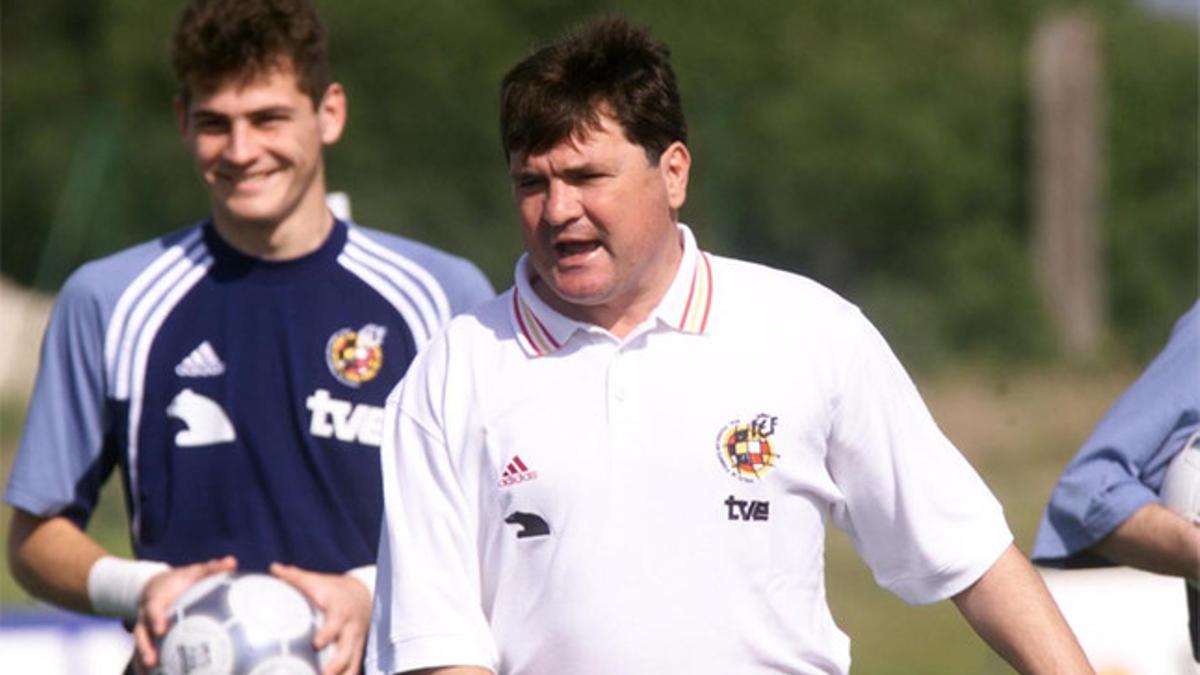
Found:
175,341 -> 226,377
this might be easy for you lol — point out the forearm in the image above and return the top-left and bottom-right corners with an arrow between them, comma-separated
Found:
7,509 -> 107,613
953,545 -> 1093,674
1091,502 -> 1200,578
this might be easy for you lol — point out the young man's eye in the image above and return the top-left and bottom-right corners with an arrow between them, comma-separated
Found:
253,114 -> 289,127
194,118 -> 228,133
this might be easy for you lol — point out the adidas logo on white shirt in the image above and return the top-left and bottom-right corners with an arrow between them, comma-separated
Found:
175,341 -> 226,377
498,454 -> 538,487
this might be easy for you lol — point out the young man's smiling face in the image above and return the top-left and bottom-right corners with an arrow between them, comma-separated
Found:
509,111 -> 690,334
178,60 -> 345,234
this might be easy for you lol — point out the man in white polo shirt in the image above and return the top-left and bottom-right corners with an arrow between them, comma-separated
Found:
367,17 -> 1094,675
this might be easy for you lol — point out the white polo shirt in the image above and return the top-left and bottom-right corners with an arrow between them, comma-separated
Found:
368,225 -> 1012,675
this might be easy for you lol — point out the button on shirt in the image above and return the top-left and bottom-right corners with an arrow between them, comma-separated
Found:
369,225 -> 1012,675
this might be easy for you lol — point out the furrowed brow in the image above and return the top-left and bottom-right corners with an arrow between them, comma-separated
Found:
190,109 -> 229,123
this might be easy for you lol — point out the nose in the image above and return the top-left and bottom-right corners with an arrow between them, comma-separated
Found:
221,119 -> 258,166
542,180 -> 582,227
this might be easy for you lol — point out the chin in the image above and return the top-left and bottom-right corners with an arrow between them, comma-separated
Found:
217,197 -> 289,226
224,210 -> 284,228
547,281 -> 613,308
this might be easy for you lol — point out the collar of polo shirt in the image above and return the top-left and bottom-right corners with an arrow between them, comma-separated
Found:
510,223 -> 714,357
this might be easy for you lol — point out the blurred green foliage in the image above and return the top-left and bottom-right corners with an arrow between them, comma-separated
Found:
1,0 -> 1195,361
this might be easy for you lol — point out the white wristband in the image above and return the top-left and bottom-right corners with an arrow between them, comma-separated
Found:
347,564 -> 376,598
87,556 -> 170,619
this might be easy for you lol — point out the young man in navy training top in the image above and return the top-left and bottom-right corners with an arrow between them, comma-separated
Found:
4,1 -> 493,673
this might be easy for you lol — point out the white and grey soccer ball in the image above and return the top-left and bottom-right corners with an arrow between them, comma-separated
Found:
152,572 -> 331,675
1161,432 -> 1200,525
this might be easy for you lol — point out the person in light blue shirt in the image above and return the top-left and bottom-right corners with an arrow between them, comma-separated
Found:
1032,300 -> 1200,658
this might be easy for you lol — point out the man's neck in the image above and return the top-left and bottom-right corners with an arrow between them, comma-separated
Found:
210,192 -> 334,261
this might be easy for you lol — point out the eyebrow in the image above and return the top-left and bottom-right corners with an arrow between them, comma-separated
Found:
190,105 -> 295,121
561,164 -> 605,179
510,160 -> 607,181
510,169 -> 545,185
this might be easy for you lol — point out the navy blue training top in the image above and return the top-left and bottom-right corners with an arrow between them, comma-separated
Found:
6,219 -> 494,573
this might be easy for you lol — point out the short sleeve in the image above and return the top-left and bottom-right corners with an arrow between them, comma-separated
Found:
367,330 -> 497,675
5,270 -> 114,525
825,308 -> 1012,605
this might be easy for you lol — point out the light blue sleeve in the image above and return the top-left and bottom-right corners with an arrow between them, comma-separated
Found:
433,254 -> 495,317
5,266 -> 114,523
352,224 -> 496,316
4,231 -> 191,524
1032,301 -> 1200,566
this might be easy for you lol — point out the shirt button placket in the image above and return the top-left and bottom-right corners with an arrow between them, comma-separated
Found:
606,349 -> 633,448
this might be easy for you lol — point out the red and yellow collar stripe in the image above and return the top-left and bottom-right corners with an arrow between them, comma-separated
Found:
511,249 -> 713,357
512,288 -> 561,357
678,252 -> 713,334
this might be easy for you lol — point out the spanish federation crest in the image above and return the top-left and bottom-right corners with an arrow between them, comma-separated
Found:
326,324 -> 387,387
716,414 -> 779,481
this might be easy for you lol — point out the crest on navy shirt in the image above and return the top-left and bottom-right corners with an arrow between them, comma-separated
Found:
325,323 -> 387,387
716,414 -> 779,482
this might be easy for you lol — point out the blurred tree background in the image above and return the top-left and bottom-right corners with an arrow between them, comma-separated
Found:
1,0 -> 1195,363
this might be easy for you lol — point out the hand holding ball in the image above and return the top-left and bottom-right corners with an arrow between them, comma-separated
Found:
152,571 -> 331,675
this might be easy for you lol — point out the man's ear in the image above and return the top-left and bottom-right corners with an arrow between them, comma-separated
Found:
660,141 -> 691,211
317,83 -> 347,146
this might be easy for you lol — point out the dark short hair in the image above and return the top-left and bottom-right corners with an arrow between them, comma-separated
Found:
500,17 -> 687,165
170,0 -> 330,107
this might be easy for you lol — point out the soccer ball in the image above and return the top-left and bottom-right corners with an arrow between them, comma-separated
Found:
1161,432 -> 1200,524
152,572 -> 331,675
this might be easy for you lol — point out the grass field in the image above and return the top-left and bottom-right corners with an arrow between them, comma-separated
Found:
0,361 -> 1136,673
